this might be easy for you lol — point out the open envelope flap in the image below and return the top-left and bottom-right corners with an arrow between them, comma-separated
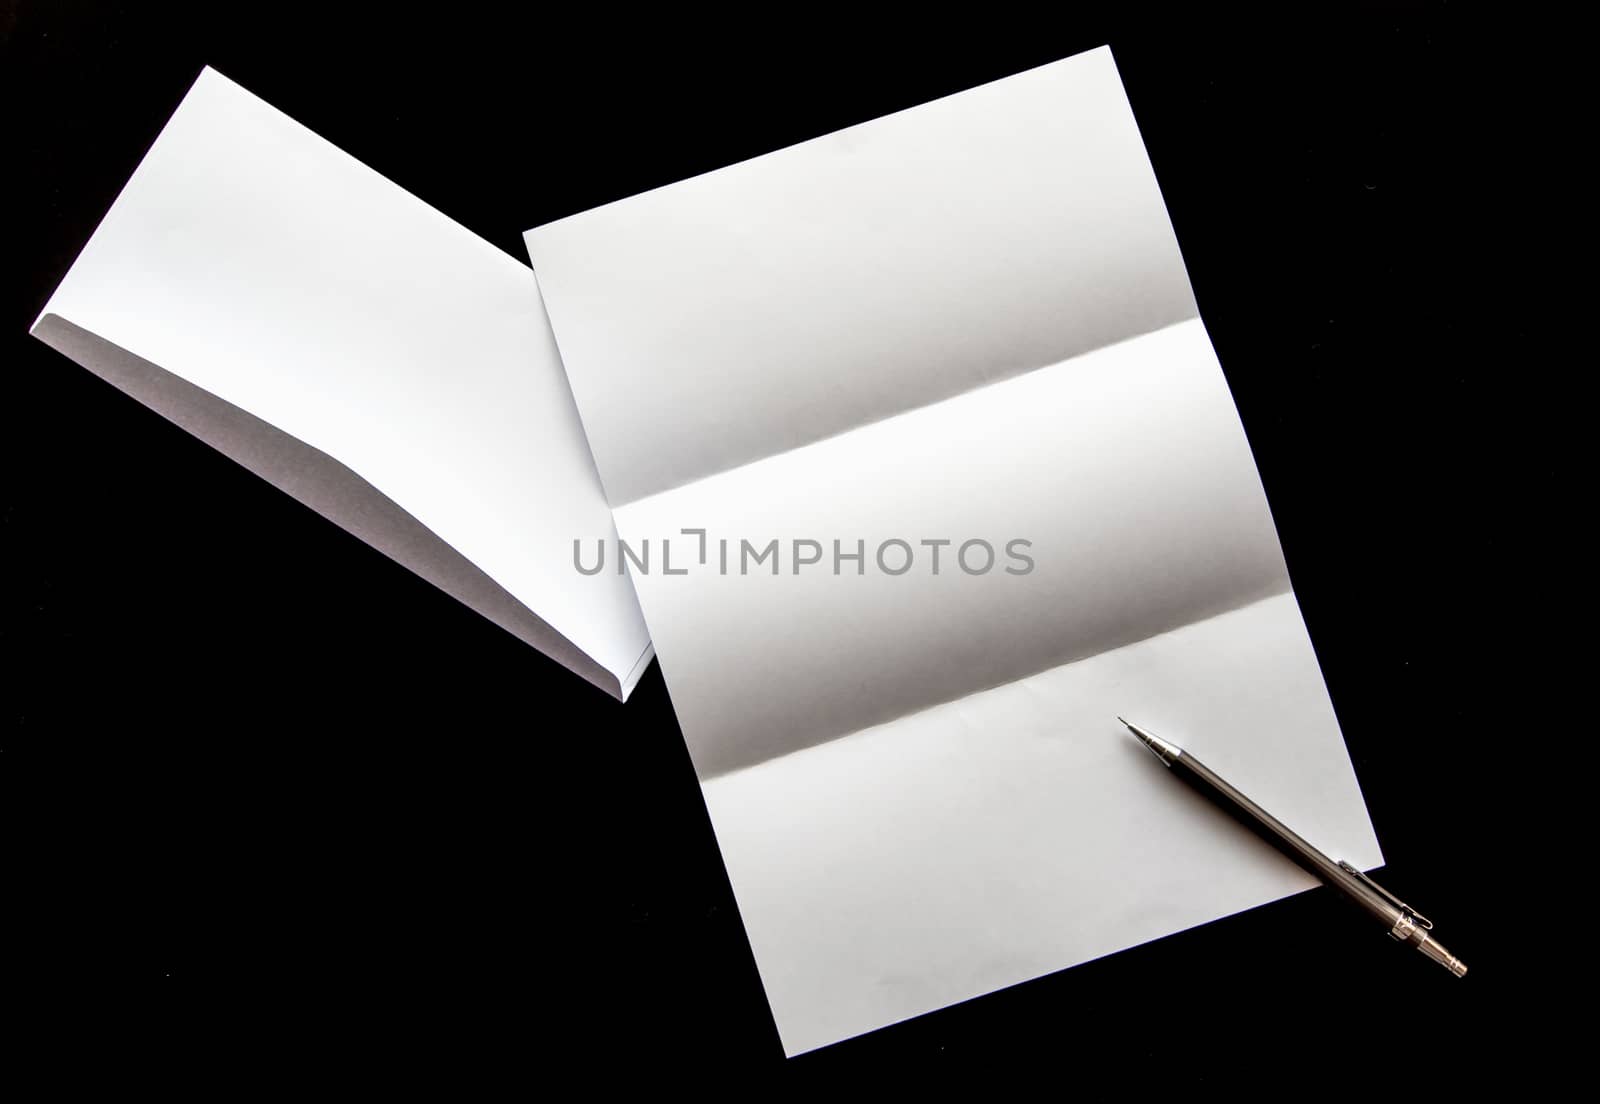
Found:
30,67 -> 652,699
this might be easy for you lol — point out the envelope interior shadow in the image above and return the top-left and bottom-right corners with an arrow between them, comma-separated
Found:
34,313 -> 634,699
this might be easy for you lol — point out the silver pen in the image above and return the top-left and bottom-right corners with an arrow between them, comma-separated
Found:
1120,717 -> 1466,976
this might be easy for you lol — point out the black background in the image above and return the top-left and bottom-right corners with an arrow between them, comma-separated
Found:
4,2 -> 1554,1086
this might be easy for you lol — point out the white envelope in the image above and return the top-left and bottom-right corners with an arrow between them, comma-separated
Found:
527,46 -> 1383,1052
32,68 -> 653,700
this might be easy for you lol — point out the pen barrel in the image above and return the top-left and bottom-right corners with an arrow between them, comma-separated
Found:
1169,752 -> 1399,929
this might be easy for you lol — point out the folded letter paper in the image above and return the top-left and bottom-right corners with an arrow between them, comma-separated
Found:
526,46 -> 1383,1052
32,69 -> 653,699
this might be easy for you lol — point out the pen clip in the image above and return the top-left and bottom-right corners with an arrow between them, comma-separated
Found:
1337,860 -> 1432,930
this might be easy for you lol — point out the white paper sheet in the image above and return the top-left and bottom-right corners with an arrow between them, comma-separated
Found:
32,68 -> 652,699
526,45 -> 1382,1052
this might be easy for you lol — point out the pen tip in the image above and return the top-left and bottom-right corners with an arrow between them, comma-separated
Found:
1118,717 -> 1179,764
